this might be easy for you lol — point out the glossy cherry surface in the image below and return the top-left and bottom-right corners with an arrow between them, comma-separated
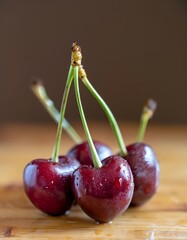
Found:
72,155 -> 134,223
23,156 -> 80,215
126,143 -> 160,206
67,140 -> 112,166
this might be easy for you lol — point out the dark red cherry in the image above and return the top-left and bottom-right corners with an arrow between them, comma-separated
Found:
125,143 -> 160,206
72,155 -> 134,223
67,140 -> 112,166
23,156 -> 80,215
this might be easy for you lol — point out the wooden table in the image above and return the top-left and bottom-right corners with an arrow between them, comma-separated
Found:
0,122 -> 187,239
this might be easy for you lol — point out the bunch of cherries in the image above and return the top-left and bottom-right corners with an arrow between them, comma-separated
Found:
23,43 -> 160,223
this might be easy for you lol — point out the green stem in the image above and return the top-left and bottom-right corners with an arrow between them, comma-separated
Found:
52,65 -> 74,162
81,76 -> 127,157
31,81 -> 82,144
74,66 -> 102,168
136,116 -> 149,142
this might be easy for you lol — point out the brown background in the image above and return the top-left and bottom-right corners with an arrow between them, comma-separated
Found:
0,0 -> 187,124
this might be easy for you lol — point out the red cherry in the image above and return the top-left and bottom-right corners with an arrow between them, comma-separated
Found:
72,155 -> 134,223
67,140 -> 112,166
23,156 -> 80,215
126,143 -> 160,206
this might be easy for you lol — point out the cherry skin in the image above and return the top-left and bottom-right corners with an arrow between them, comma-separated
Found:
72,155 -> 134,223
125,143 -> 160,206
23,156 -> 80,216
67,140 -> 112,166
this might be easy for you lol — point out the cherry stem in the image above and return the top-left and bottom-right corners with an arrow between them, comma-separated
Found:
31,80 -> 82,144
51,65 -> 74,162
136,99 -> 157,142
74,66 -> 102,168
81,74 -> 127,157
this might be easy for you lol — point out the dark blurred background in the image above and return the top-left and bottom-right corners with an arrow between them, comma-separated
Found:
0,0 -> 187,124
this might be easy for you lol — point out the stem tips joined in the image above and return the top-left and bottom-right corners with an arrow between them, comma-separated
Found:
71,43 -> 82,67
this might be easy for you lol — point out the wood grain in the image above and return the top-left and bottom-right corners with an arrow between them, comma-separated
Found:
0,122 -> 187,239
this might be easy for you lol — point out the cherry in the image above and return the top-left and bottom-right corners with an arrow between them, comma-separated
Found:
23,156 -> 80,215
24,63 -> 77,215
72,155 -> 134,223
67,140 -> 112,166
72,59 -> 134,223
126,143 -> 159,206
124,99 -> 160,206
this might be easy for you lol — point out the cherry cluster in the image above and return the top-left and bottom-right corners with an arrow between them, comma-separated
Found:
23,43 -> 160,223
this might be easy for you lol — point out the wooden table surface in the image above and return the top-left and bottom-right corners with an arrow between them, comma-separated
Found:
0,122 -> 187,239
